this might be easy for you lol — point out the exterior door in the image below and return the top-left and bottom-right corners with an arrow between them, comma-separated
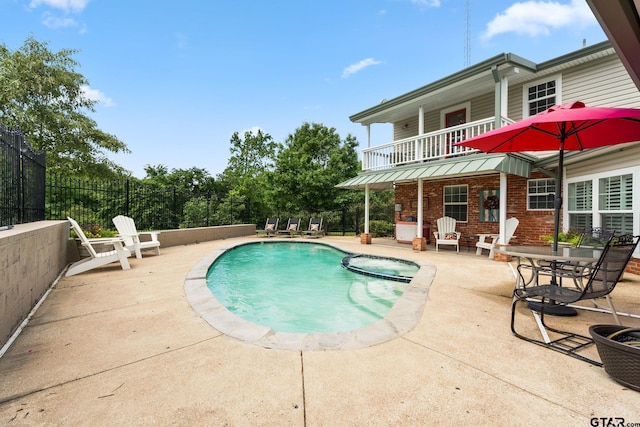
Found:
445,108 -> 466,154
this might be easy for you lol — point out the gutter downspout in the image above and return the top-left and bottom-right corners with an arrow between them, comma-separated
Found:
492,64 -> 508,243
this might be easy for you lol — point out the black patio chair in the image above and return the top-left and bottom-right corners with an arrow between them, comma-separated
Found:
511,234 -> 639,365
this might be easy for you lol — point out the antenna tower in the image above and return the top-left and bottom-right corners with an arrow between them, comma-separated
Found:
464,0 -> 471,67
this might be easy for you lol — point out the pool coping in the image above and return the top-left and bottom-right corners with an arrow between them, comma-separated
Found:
183,240 -> 436,351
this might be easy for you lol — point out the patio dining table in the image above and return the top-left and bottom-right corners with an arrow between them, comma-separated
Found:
495,245 -> 602,316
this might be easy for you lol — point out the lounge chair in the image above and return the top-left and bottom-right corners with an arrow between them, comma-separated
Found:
476,217 -> 519,259
66,217 -> 132,277
258,218 -> 279,237
112,215 -> 161,259
302,218 -> 324,238
278,218 -> 301,237
433,216 -> 460,252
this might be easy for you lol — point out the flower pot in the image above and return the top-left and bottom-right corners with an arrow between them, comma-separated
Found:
589,324 -> 640,391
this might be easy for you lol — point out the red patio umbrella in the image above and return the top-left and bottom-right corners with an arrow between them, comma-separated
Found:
455,101 -> 640,251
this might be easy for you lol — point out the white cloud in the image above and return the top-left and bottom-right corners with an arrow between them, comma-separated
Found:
81,85 -> 115,107
482,0 -> 597,40
341,58 -> 382,79
29,0 -> 90,13
42,13 -> 77,29
410,0 -> 440,7
174,32 -> 189,50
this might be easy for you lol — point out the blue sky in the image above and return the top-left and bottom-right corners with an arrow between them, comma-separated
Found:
1,0 -> 606,178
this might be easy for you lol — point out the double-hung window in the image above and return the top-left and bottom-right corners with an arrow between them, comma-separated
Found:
524,76 -> 560,117
443,185 -> 468,222
528,178 -> 555,210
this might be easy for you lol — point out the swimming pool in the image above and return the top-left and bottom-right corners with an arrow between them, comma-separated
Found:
184,239 -> 435,350
206,242 -> 410,333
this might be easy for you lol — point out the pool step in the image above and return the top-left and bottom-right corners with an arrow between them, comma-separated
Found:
348,281 -> 396,317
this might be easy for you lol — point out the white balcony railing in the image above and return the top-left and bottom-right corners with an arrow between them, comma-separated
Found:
361,116 -> 514,171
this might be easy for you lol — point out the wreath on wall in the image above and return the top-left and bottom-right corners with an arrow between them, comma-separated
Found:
483,195 -> 500,210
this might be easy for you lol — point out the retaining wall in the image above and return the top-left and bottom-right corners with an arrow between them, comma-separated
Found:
1,221 -> 256,348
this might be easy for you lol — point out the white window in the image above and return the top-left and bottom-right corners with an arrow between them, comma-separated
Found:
568,180 -> 593,230
567,172 -> 635,235
523,76 -> 561,117
528,178 -> 555,210
443,185 -> 468,222
600,174 -> 634,234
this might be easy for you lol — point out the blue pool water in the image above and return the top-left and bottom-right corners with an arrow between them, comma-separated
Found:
206,242 -> 413,333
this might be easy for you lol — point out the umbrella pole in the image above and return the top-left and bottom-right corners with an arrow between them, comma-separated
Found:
553,130 -> 566,253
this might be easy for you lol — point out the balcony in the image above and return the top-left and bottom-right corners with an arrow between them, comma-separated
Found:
361,116 -> 514,171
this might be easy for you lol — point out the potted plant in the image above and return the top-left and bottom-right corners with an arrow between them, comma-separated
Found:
71,223 -> 118,257
541,229 -> 582,247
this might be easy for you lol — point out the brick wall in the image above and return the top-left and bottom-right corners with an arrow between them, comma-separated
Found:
394,173 -> 640,272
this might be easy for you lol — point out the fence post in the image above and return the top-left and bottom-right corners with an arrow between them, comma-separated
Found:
206,191 -> 211,227
342,205 -> 347,236
125,179 -> 130,216
355,206 -> 360,236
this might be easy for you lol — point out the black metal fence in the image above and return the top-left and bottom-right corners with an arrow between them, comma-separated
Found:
45,173 -> 394,235
1,123 -> 393,233
0,125 -> 46,227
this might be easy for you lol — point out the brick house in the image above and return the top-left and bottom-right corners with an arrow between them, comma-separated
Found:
338,41 -> 640,274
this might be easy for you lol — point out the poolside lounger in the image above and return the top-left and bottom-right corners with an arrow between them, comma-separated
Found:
258,218 -> 279,237
302,218 -> 324,238
279,218 -> 301,237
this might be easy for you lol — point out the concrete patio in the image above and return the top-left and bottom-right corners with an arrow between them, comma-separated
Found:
1,236 -> 639,425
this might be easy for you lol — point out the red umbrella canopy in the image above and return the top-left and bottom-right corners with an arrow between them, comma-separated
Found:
455,101 -> 640,153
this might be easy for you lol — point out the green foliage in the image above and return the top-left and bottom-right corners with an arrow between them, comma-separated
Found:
272,122 -> 360,213
0,37 -> 129,178
541,229 -> 582,246
368,220 -> 395,237
218,130 -> 278,224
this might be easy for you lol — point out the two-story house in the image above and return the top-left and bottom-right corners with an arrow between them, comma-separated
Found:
338,40 -> 640,274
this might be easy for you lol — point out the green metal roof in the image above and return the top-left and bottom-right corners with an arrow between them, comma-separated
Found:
336,153 -> 532,190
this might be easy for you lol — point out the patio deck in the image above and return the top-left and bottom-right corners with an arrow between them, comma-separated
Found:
1,236 -> 639,425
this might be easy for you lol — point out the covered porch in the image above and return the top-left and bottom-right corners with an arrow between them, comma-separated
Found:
338,152 -> 535,251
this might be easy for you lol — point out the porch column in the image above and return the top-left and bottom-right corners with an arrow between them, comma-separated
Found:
499,172 -> 507,242
493,172 -> 510,262
412,178 -> 427,251
418,105 -> 424,134
361,183 -> 372,244
366,124 -> 371,148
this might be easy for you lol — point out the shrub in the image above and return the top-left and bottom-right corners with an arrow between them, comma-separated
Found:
369,220 -> 394,237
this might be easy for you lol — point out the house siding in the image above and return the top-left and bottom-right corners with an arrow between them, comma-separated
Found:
562,55 -> 640,107
393,92 -> 495,140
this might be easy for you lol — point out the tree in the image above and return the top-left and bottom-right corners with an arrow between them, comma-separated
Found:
0,37 -> 129,178
272,122 -> 360,213
218,130 -> 278,224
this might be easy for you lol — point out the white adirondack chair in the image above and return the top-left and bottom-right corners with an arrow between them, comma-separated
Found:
66,217 -> 132,277
433,216 -> 460,253
112,215 -> 161,259
476,217 -> 519,259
